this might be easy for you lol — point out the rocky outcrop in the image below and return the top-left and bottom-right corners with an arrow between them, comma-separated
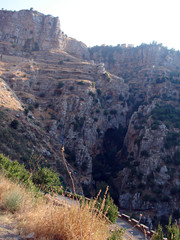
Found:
0,9 -> 89,59
0,9 -> 62,50
64,37 -> 90,59
89,44 -> 180,226
117,101 -> 180,225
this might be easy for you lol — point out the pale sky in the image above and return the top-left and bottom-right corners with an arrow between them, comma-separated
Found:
0,0 -> 180,50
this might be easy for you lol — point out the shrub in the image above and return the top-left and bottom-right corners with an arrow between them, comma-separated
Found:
59,60 -> 64,64
10,119 -> 19,129
69,86 -> 74,91
110,109 -> 117,115
170,187 -> 179,195
143,194 -> 157,203
97,194 -> 119,223
28,105 -> 34,111
173,151 -> 180,166
0,154 -> 31,184
0,174 -> 35,214
81,162 -> 88,171
97,88 -> 102,96
107,77 -> 111,82
72,116 -> 85,132
166,216 -> 180,240
32,167 -> 62,194
161,195 -> 170,202
33,42 -> 39,51
39,92 -> 45,98
153,224 -> 164,240
56,89 -> 62,96
118,94 -> 124,101
156,77 -> 165,84
141,150 -> 150,157
5,189 -> 23,213
104,110 -> 108,115
24,108 -> 29,116
138,183 -> 146,190
164,132 -> 180,149
151,104 -> 180,128
133,161 -> 140,166
153,217 -> 180,240
57,82 -> 64,88
151,120 -> 160,130
34,102 -> 39,108
77,80 -> 85,85
108,228 -> 124,240
0,154 -> 62,194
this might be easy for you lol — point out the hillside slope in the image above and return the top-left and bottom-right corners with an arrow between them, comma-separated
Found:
0,9 -> 180,228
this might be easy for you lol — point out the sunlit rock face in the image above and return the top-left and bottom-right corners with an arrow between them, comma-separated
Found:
0,9 -> 62,50
0,9 -> 89,58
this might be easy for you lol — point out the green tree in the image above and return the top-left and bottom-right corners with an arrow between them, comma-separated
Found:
98,194 -> 119,223
153,224 -> 164,240
166,216 -> 180,240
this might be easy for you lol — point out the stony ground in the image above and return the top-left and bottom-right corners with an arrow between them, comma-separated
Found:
0,212 -> 23,240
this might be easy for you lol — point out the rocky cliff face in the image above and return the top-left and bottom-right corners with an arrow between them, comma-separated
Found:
90,44 -> 180,226
1,50 -> 129,189
0,9 -> 62,50
0,9 -> 180,228
0,9 -> 89,58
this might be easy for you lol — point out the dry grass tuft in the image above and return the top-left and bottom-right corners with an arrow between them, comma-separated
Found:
0,174 -> 35,214
20,199 -> 110,240
0,174 -> 112,240
0,147 -> 124,239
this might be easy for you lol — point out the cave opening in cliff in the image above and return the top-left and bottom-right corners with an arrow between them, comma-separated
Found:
103,124 -> 127,157
91,124 -> 127,202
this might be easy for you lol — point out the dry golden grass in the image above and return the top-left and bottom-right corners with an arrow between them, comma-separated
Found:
0,174 -> 112,240
20,199 -> 110,240
0,174 -> 35,214
0,147 -> 123,239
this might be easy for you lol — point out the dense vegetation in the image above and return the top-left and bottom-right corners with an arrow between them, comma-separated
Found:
151,104 -> 180,128
153,217 -> 179,240
0,154 -> 63,194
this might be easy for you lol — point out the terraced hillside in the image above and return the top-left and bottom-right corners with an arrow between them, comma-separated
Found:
0,9 -> 180,228
0,48 -> 129,193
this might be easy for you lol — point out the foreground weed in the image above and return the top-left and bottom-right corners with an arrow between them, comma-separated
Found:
5,189 -> 22,213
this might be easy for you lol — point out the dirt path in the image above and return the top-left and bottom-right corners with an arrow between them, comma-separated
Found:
0,212 -> 23,240
116,218 -> 148,240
